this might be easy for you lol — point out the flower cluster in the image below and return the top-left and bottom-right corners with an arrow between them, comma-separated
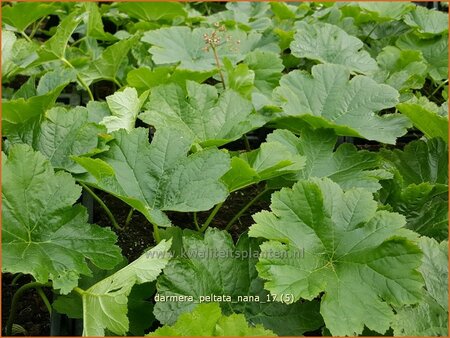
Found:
202,22 -> 240,52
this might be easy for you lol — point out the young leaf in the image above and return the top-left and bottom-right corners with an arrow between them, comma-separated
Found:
381,138 -> 448,240
154,229 -> 323,336
74,128 -> 230,227
6,106 -> 108,174
222,133 -> 305,192
397,96 -> 448,141
249,178 -> 424,336
396,33 -> 448,82
80,240 -> 171,336
375,46 -> 427,92
393,237 -> 448,336
80,36 -> 137,85
83,3 -> 117,41
101,87 -> 141,133
151,303 -> 275,336
404,6 -> 448,36
37,12 -> 83,62
273,64 -> 409,144
291,22 -> 378,74
267,128 -> 392,192
2,77 -> 71,136
2,144 -> 122,294
2,2 -> 56,32
2,31 -> 17,77
140,81 -> 265,147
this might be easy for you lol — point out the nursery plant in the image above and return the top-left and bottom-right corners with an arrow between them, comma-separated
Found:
1,1 -> 448,337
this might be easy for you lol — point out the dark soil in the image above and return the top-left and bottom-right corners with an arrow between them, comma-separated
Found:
93,183 -> 270,262
2,274 -> 51,336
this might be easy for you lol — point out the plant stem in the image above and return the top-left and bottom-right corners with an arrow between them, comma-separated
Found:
225,188 -> 271,231
29,17 -> 46,39
124,208 -> 134,228
112,77 -> 123,88
211,45 -> 226,90
79,183 -> 123,231
73,287 -> 85,296
200,202 -> 223,232
6,282 -> 51,336
20,31 -> 32,42
11,273 -> 24,286
193,212 -> 200,231
430,79 -> 448,97
61,57 -> 94,101
243,134 -> 251,151
152,223 -> 161,244
362,24 -> 378,43
36,287 -> 52,314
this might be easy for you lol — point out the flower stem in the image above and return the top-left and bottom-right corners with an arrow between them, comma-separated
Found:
211,45 -> 226,90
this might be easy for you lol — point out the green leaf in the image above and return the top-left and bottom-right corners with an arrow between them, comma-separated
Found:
80,36 -> 137,85
37,12 -> 83,62
6,106 -> 107,174
397,96 -> 448,141
2,31 -> 17,77
381,138 -> 448,241
101,87 -> 141,133
273,64 -> 409,144
383,138 -> 448,186
140,81 -> 265,147
249,178 -> 424,336
2,144 -> 122,294
393,237 -> 448,336
396,33 -> 448,82
116,2 -> 187,22
2,77 -> 71,136
358,2 -> 414,20
267,128 -> 392,192
126,66 -> 216,92
83,3 -> 117,41
142,26 -> 279,72
74,128 -> 230,226
404,6 -> 448,36
154,229 -> 324,336
222,134 -> 305,192
375,46 -> 427,92
36,68 -> 77,96
150,303 -> 275,336
291,22 -> 378,74
2,2 -> 56,32
80,240 -> 171,336
244,51 -> 284,108
223,58 -> 255,98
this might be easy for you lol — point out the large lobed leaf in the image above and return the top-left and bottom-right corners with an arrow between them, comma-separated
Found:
140,81 -> 265,147
80,240 -> 171,336
266,128 -> 392,192
291,21 -> 378,74
249,178 -> 424,336
154,228 -> 323,336
272,64 -> 410,144
74,128 -> 230,227
397,96 -> 448,141
381,138 -> 448,241
2,144 -> 122,294
393,237 -> 448,336
149,303 -> 275,336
